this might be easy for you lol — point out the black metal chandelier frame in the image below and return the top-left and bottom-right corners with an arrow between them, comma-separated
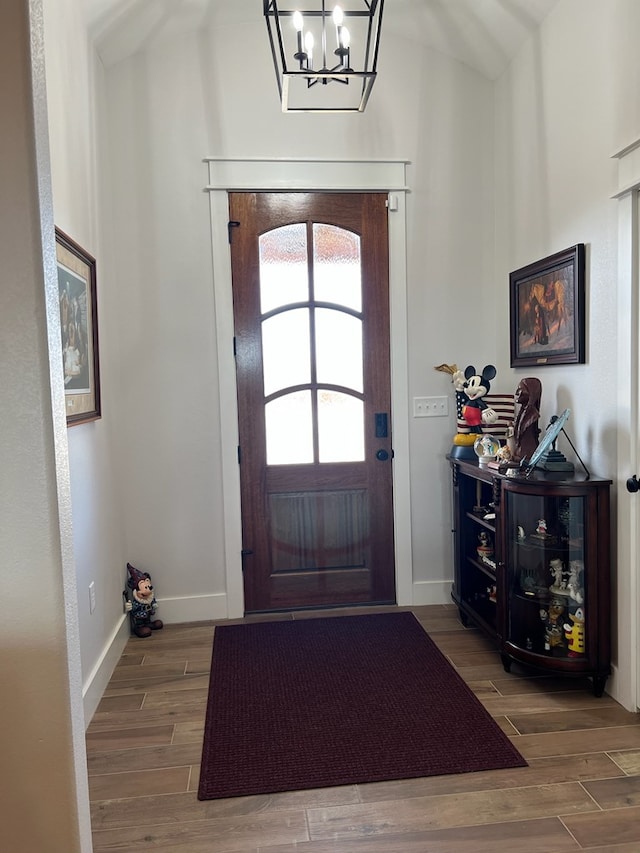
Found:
263,0 -> 384,113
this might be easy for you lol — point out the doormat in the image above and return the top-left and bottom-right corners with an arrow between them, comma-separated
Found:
197,611 -> 526,800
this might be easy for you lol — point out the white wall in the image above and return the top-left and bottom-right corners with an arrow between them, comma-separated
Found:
43,0 -> 129,719
494,0 -> 640,707
0,1 -> 91,849
77,0 -> 639,711
102,5 -> 498,617
6,2 -> 634,844
104,40 -> 226,622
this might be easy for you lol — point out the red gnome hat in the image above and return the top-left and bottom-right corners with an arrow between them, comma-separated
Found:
127,562 -> 148,591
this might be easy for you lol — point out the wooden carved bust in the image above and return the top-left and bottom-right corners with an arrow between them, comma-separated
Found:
513,377 -> 542,462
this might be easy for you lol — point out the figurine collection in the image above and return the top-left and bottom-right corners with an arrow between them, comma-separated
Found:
435,361 -> 588,659
516,511 -> 586,657
434,361 -> 544,467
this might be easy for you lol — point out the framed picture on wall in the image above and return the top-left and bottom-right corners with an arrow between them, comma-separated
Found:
56,227 -> 101,425
509,244 -> 585,367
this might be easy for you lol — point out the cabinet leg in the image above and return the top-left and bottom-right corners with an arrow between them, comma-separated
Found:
458,608 -> 469,627
592,675 -> 607,698
500,653 -> 512,673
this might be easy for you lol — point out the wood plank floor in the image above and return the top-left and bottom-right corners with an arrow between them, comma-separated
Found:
87,604 -> 640,852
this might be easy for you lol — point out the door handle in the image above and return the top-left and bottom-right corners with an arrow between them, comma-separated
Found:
376,449 -> 390,461
375,413 -> 388,438
627,475 -> 639,493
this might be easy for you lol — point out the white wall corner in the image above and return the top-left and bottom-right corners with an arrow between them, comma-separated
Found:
82,593 -> 228,725
412,579 -> 453,607
157,593 -> 228,625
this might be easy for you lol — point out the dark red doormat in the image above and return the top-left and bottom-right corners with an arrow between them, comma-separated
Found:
197,611 -> 526,800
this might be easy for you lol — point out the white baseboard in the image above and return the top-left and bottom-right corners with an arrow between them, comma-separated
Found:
83,587 -> 462,728
82,594 -> 229,727
156,593 -> 228,624
82,614 -> 130,728
412,579 -> 453,606
606,663 -> 638,712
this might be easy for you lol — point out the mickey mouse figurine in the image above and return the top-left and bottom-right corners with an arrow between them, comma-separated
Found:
124,562 -> 163,638
456,364 -> 498,433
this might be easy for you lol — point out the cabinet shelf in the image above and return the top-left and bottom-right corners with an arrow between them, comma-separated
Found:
467,556 -> 496,580
465,511 -> 496,532
512,589 -> 547,605
514,538 -> 583,553
456,594 -> 496,634
449,456 -> 611,696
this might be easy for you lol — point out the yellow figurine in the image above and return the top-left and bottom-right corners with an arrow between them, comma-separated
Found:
564,607 -> 586,657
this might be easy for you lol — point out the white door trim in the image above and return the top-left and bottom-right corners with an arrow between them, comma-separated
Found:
205,158 -> 412,617
612,140 -> 640,711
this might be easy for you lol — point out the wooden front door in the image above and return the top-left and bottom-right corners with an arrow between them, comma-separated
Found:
230,192 -> 395,612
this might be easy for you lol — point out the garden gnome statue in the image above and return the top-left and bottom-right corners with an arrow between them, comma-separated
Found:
125,562 -> 163,638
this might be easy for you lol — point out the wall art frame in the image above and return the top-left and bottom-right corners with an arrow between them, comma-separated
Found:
509,243 -> 585,368
56,227 -> 101,425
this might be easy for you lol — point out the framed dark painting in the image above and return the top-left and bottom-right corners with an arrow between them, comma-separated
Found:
510,244 -> 585,367
56,227 -> 101,425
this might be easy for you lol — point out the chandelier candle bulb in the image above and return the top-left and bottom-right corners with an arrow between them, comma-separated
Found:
333,4 -> 344,48
304,30 -> 314,67
293,11 -> 304,59
342,27 -> 350,68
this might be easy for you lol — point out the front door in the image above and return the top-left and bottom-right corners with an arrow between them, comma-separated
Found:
229,192 -> 395,612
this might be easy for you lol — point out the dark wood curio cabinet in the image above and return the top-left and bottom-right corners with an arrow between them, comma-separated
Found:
449,457 -> 612,696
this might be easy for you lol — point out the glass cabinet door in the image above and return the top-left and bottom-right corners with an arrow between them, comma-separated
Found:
504,489 -> 586,660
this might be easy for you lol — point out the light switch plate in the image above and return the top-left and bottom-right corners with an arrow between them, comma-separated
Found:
413,396 -> 449,418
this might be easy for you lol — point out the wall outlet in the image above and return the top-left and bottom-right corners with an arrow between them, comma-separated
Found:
89,581 -> 96,614
413,396 -> 449,418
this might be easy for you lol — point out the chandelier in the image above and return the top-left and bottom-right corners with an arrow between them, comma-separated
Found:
263,1 -> 384,113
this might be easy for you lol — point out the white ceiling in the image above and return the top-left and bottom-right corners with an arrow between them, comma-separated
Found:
83,0 -> 559,79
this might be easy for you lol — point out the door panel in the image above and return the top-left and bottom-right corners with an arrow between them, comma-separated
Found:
230,192 -> 394,612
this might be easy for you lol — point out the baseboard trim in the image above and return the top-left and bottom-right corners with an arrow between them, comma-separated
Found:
82,594 -> 229,727
606,662 -> 638,712
82,587 -> 460,727
82,614 -> 130,728
156,593 -> 229,624
412,579 -> 453,606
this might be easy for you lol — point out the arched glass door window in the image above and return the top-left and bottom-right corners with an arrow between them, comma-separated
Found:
259,222 -> 364,465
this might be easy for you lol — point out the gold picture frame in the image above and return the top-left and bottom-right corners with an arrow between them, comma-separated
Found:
510,244 -> 585,367
56,228 -> 101,425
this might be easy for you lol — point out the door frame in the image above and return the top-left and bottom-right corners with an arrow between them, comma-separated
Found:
612,139 -> 640,712
205,158 -> 412,618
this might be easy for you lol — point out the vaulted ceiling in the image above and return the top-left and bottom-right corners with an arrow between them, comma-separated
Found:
83,0 -> 559,79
